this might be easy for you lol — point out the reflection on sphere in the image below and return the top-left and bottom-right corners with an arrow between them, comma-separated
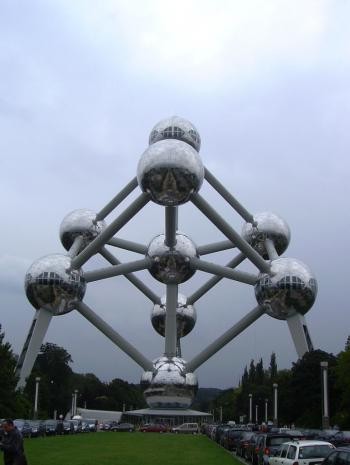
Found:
60,209 -> 106,252
149,115 -> 201,152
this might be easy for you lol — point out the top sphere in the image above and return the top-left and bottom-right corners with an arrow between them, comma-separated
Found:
25,254 -> 86,315
149,116 -> 201,152
242,212 -> 290,259
255,257 -> 317,319
60,209 -> 106,252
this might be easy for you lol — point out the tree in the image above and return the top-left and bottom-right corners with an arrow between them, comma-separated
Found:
269,352 -> 277,381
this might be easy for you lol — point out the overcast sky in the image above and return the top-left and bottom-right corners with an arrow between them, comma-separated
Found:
0,0 -> 349,390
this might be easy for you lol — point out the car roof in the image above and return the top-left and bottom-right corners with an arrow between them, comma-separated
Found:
282,440 -> 334,447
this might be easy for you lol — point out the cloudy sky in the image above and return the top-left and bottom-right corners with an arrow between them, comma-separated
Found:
0,0 -> 349,390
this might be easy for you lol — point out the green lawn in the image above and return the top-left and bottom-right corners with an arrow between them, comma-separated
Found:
24,432 -> 240,465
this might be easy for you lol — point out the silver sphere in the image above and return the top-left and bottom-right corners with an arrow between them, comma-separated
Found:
147,233 -> 198,284
60,209 -> 106,252
137,139 -> 204,206
242,212 -> 290,260
151,294 -> 197,338
255,257 -> 317,320
149,115 -> 201,152
140,356 -> 198,409
25,254 -> 86,315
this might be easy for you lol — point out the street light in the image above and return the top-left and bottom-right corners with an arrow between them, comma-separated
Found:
321,361 -> 330,429
265,398 -> 268,423
34,377 -> 41,419
249,393 -> 253,423
273,383 -> 278,426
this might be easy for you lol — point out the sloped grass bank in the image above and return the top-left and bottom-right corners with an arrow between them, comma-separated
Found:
25,432 -> 239,465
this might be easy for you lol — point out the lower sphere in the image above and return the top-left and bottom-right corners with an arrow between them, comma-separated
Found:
25,254 -> 86,315
255,257 -> 317,319
140,357 -> 198,409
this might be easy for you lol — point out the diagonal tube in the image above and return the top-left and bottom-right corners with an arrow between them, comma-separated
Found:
71,193 -> 149,269
164,284 -> 178,357
67,236 -> 84,258
165,206 -> 178,248
197,240 -> 235,256
100,247 -> 160,304
191,193 -> 270,273
75,301 -> 153,371
190,257 -> 257,285
107,237 -> 148,255
96,177 -> 139,221
186,305 -> 266,372
265,238 -> 279,261
187,253 -> 246,304
84,258 -> 152,283
204,168 -> 255,224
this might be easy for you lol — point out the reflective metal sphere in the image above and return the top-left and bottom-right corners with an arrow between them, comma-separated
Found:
140,356 -> 198,409
151,294 -> 197,338
242,212 -> 290,259
25,254 -> 86,315
255,257 -> 317,320
149,116 -> 201,152
137,139 -> 204,206
147,233 -> 198,284
60,209 -> 106,252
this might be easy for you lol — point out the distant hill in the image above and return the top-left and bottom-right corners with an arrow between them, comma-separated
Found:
192,387 -> 223,411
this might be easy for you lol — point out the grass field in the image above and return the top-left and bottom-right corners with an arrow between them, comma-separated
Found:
24,432 -> 240,465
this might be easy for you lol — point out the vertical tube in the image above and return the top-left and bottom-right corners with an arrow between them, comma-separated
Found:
321,361 -> 330,429
273,383 -> 278,426
34,377 -> 40,419
249,394 -> 253,423
165,206 -> 177,248
164,284 -> 178,357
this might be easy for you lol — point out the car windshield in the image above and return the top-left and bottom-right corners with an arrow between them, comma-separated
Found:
14,421 -> 24,427
298,445 -> 333,459
270,437 -> 291,446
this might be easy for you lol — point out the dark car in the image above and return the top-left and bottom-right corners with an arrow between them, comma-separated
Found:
110,423 -> 135,432
256,433 -> 298,465
42,419 -> 59,436
27,420 -> 45,438
246,432 -> 263,465
139,424 -> 168,433
237,431 -> 256,458
323,447 -> 350,465
317,431 -> 350,448
222,429 -> 245,451
14,420 -> 32,438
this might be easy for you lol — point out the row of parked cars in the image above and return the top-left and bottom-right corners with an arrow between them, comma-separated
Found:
0,418 -> 98,439
100,421 -> 199,434
203,424 -> 350,465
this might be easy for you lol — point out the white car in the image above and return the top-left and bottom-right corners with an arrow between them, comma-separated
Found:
269,440 -> 335,465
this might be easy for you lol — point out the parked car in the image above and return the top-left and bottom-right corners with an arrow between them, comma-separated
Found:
246,432 -> 263,465
317,431 -> 350,448
27,420 -> 45,438
323,447 -> 350,465
172,423 -> 199,434
110,423 -> 135,432
42,420 -> 59,436
269,440 -> 335,465
139,424 -> 168,433
222,429 -> 245,451
69,419 -> 82,433
256,433 -> 300,465
237,431 -> 256,458
14,420 -> 32,438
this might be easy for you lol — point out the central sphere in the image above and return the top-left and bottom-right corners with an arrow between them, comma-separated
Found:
151,294 -> 197,338
60,209 -> 106,253
242,212 -> 290,259
25,254 -> 86,315
147,233 -> 198,284
137,139 -> 204,206
255,257 -> 317,320
148,115 -> 201,152
141,357 -> 198,409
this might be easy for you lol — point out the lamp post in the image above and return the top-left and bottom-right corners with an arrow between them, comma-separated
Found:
249,393 -> 253,423
74,389 -> 79,416
255,404 -> 258,424
265,398 -> 268,423
321,361 -> 330,429
273,383 -> 278,426
33,377 -> 40,419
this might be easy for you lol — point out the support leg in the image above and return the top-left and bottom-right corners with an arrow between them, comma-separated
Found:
15,308 -> 53,389
164,284 -> 178,358
286,312 -> 314,358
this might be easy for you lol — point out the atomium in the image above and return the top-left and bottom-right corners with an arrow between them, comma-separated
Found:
60,209 -> 106,252
242,212 -> 290,260
151,294 -> 196,338
147,233 -> 198,284
140,357 -> 198,409
137,139 -> 204,206
17,115 -> 318,405
25,254 -> 86,315
149,115 -> 201,152
255,257 -> 317,319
